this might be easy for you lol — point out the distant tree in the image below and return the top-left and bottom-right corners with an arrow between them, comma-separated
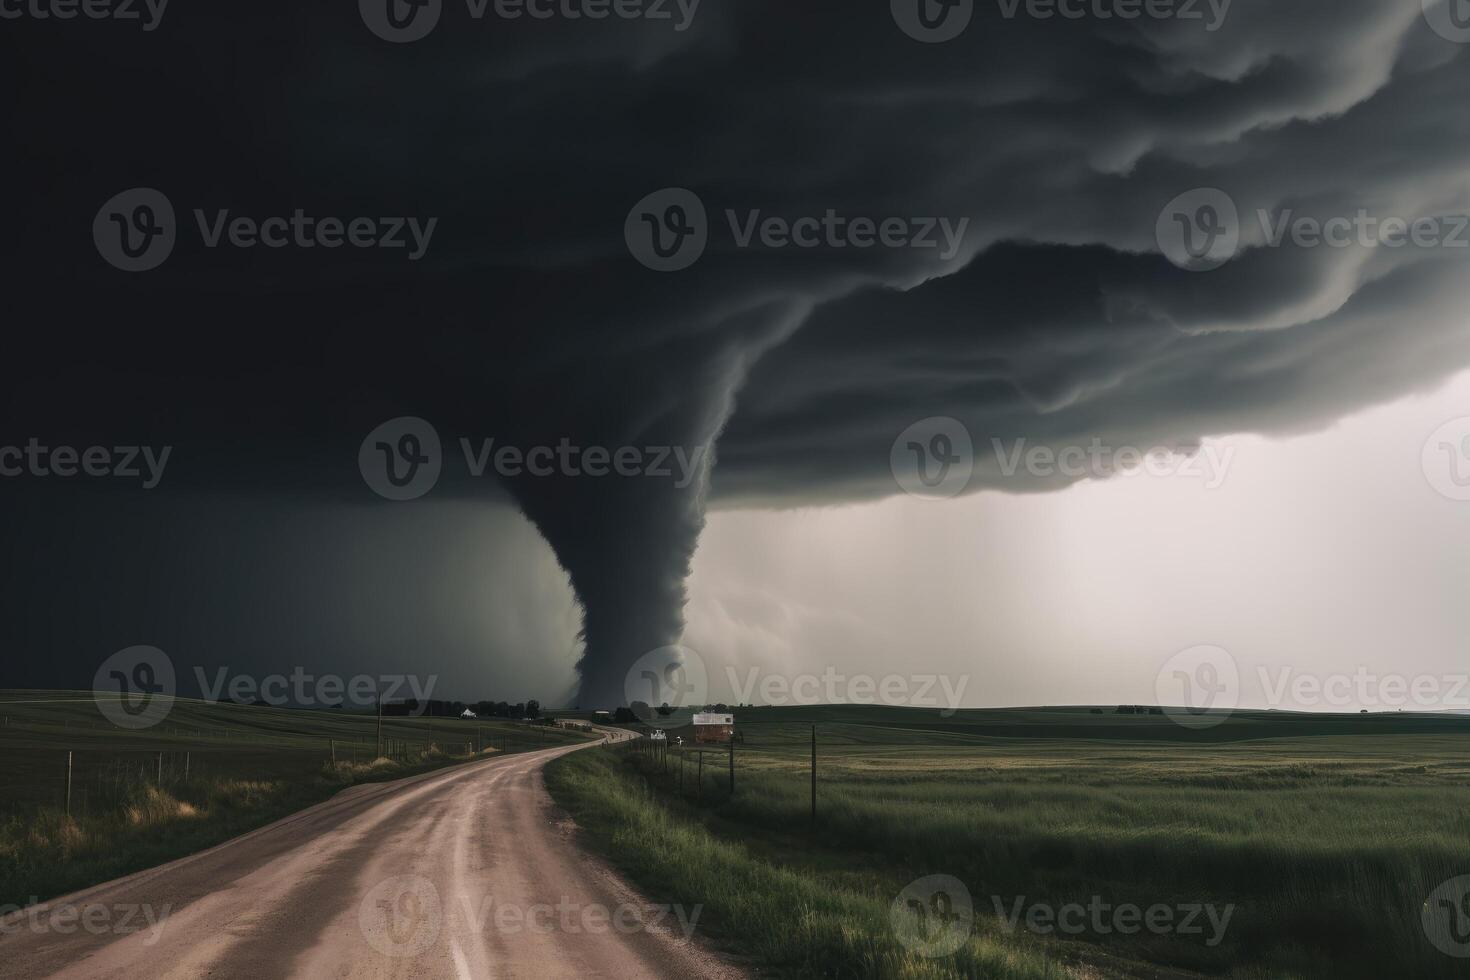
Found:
613,706 -> 638,723
526,700 -> 540,719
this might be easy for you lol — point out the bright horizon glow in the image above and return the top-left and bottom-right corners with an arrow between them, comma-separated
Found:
684,368 -> 1470,714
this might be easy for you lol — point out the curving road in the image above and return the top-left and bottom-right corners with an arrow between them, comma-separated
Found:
1,730 -> 743,979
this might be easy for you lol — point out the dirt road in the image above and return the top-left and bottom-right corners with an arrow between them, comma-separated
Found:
0,732 -> 742,979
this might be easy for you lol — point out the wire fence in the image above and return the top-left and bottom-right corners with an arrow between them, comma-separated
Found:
0,710 -> 578,819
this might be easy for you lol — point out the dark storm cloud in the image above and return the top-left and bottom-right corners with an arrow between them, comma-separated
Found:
4,1 -> 1468,703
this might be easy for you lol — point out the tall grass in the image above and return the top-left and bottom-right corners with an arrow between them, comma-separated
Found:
0,748 -> 493,908
548,736 -> 1470,979
547,747 -> 1070,980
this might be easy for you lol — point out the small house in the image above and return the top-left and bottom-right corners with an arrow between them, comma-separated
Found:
692,712 -> 734,744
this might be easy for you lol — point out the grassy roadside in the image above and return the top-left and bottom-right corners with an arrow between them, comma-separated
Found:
547,727 -> 1470,980
2,748 -> 493,909
0,693 -> 592,909
544,744 -> 1064,980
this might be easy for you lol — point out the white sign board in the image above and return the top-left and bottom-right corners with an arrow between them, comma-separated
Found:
692,713 -> 734,726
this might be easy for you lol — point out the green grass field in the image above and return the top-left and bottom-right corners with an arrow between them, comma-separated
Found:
0,691 -> 591,909
545,705 -> 1470,979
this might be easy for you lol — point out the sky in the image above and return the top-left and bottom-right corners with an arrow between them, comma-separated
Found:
4,1 -> 1470,713
687,367 -> 1470,712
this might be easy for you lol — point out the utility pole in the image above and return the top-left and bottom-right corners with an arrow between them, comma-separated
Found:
65,751 -> 73,818
728,734 -> 734,793
376,686 -> 383,760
